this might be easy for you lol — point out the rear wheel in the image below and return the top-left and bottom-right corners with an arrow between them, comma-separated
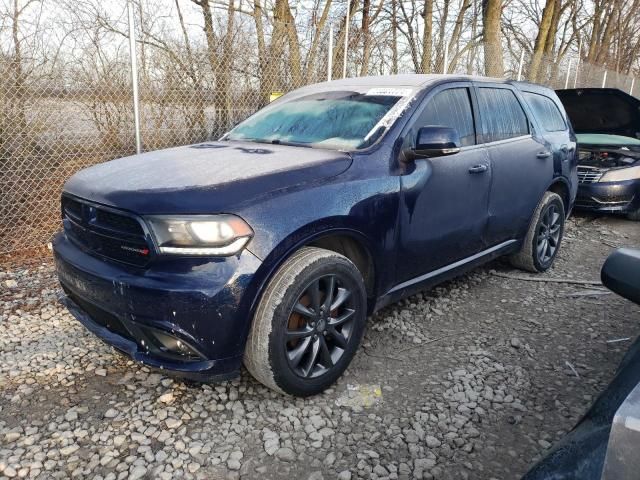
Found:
244,247 -> 366,396
510,191 -> 565,273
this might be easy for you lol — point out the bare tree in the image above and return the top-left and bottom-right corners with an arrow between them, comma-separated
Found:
482,0 -> 503,76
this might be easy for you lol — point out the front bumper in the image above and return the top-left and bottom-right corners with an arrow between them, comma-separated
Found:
53,231 -> 262,381
575,179 -> 640,213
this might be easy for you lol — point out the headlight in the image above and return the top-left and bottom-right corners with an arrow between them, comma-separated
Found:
146,215 -> 253,256
599,165 -> 640,182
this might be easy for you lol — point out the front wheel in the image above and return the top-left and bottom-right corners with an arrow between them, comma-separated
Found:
510,191 -> 565,273
244,247 -> 367,396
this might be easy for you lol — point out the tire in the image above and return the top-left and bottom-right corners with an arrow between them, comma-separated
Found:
510,191 -> 565,273
626,207 -> 640,221
244,247 -> 367,396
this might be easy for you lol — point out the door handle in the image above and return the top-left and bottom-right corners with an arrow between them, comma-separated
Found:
468,164 -> 488,174
537,151 -> 552,159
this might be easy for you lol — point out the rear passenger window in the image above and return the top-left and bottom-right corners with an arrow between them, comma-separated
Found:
522,92 -> 566,132
477,88 -> 529,142
415,88 -> 476,146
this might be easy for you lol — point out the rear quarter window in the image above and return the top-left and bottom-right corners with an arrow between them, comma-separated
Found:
477,88 -> 529,143
523,92 -> 567,132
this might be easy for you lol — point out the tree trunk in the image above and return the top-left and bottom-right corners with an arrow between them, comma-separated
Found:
175,0 -> 206,140
360,0 -> 371,76
252,0 -> 269,101
482,0 -> 504,77
528,0 -> 556,82
305,0 -> 333,82
11,0 -> 28,135
219,0 -> 235,131
447,0 -> 472,73
595,1 -> 620,67
282,1 -> 302,87
391,0 -> 398,74
437,0 -> 450,72
587,0 -> 604,63
420,0 -> 434,73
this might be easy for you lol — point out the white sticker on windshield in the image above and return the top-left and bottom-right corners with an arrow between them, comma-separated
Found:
366,87 -> 413,97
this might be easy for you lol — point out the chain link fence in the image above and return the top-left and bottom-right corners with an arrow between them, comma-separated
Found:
1,20 -> 637,255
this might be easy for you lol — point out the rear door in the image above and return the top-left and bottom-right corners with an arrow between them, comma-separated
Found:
521,90 -> 577,204
474,84 -> 553,245
396,82 -> 492,283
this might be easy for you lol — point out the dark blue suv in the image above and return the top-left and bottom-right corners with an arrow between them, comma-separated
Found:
53,75 -> 577,396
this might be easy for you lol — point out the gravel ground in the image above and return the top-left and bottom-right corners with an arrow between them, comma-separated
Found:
1,213 -> 639,480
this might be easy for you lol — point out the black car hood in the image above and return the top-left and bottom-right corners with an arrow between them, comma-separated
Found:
556,88 -> 640,139
64,141 -> 352,214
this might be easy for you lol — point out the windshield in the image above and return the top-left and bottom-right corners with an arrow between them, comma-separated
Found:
224,90 -> 409,150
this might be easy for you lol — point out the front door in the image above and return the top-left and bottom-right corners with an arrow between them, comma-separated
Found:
396,84 -> 491,284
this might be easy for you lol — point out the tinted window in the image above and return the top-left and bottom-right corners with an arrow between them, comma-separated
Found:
226,90 -> 403,150
477,88 -> 529,142
414,88 -> 476,146
523,92 -> 566,132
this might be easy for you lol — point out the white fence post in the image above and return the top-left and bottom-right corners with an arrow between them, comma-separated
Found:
574,40 -> 581,88
342,3 -> 350,78
517,50 -> 524,81
443,45 -> 449,74
127,0 -> 142,154
602,70 -> 607,88
630,78 -> 635,96
564,58 -> 573,89
327,27 -> 333,82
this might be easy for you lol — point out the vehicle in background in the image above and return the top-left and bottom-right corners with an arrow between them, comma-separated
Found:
53,75 -> 577,396
523,248 -> 640,480
556,88 -> 640,220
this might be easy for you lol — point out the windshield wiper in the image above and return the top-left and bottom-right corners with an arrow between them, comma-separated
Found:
225,137 -> 314,148
270,139 -> 313,148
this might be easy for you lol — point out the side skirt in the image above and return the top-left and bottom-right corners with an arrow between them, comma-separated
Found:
373,239 -> 518,312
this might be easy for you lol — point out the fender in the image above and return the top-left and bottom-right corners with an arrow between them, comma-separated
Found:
246,220 -> 384,316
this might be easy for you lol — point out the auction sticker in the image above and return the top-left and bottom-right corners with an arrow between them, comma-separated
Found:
366,87 -> 413,97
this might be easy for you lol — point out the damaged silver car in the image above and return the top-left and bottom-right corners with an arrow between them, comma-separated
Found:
556,88 -> 640,220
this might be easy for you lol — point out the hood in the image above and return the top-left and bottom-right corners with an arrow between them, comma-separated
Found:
575,133 -> 640,147
64,141 -> 352,214
556,88 -> 640,139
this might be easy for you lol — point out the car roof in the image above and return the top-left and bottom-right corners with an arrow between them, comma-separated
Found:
278,74 -> 528,103
281,74 -> 554,100
314,74 -> 508,89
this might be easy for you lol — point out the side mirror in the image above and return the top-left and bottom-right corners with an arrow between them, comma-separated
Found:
412,126 -> 461,159
601,248 -> 640,305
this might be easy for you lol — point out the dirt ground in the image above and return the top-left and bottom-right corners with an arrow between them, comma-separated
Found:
1,212 -> 639,480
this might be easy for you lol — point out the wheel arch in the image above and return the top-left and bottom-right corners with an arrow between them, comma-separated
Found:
247,222 -> 381,320
547,177 -> 571,215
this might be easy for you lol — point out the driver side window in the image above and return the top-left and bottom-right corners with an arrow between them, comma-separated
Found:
413,88 -> 476,147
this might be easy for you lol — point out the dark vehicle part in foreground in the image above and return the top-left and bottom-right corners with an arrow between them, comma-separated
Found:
523,248 -> 640,480
54,75 -> 577,396
556,88 -> 640,220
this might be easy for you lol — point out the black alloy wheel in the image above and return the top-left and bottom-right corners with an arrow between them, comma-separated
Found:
536,202 -> 562,265
285,274 -> 356,379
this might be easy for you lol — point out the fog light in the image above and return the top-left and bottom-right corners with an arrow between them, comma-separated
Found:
141,327 -> 204,360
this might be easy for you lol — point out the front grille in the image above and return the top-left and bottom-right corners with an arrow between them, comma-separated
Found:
62,196 -> 152,267
577,166 -> 604,184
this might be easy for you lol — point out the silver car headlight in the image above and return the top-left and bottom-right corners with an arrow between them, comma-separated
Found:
146,215 -> 253,256
599,165 -> 640,182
